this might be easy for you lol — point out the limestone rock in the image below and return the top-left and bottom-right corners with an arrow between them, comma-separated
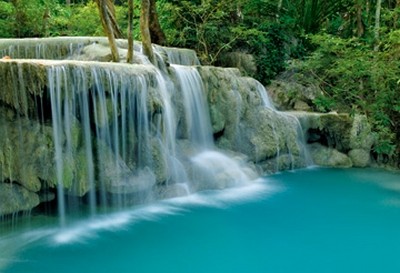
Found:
218,52 -> 257,77
197,66 -> 305,166
267,72 -> 323,110
0,107 -> 55,192
348,149 -> 370,167
0,183 -> 40,216
106,167 -> 156,194
309,143 -> 352,168
292,111 -> 354,152
349,114 -> 375,150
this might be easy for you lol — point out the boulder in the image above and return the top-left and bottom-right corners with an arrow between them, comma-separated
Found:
218,52 -> 257,77
309,143 -> 353,168
348,149 -> 370,167
267,71 -> 323,110
0,183 -> 40,216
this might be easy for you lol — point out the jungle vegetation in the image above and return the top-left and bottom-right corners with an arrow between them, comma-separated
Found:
0,0 -> 399,162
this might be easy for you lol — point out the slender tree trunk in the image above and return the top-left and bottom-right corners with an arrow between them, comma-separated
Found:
127,0 -> 134,63
96,0 -> 120,62
105,0 -> 123,38
140,0 -> 155,64
374,0 -> 382,51
366,0 -> 371,26
149,0 -> 166,45
356,2 -> 364,37
394,0 -> 400,28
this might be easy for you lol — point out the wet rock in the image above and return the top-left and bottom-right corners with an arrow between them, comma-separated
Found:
106,167 -> 156,194
197,66 -> 304,165
0,183 -> 40,216
309,143 -> 352,168
0,107 -> 54,192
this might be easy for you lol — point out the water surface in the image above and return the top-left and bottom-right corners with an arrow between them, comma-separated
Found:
1,168 -> 400,273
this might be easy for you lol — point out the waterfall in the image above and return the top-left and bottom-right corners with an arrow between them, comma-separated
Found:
0,37 -> 311,222
172,65 -> 213,148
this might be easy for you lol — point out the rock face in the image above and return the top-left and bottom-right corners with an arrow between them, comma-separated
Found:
267,72 -> 323,111
197,66 -> 308,173
309,143 -> 352,168
0,183 -> 40,216
292,111 -> 375,168
217,52 -> 257,78
0,108 -> 54,192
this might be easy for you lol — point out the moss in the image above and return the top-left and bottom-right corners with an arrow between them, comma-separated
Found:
71,149 -> 91,197
0,183 -> 40,216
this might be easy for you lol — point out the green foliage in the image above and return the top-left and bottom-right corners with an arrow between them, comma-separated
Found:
158,0 -> 304,84
0,1 -> 14,37
313,95 -> 336,113
59,1 -> 103,36
298,32 -> 400,157
158,0 -> 242,64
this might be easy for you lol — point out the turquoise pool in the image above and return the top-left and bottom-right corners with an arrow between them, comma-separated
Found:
1,168 -> 400,273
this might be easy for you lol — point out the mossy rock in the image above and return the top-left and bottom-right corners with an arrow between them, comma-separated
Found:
309,143 -> 352,168
0,182 -> 40,216
348,149 -> 370,167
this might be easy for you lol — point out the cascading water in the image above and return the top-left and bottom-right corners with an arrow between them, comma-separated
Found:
172,65 -> 213,148
171,64 -> 258,191
0,37 -> 311,224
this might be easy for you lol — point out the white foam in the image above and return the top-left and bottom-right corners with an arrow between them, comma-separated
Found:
52,204 -> 184,244
166,177 -> 277,210
1,178 -> 276,250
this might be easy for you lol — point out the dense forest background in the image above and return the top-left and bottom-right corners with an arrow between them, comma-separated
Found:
0,0 -> 399,163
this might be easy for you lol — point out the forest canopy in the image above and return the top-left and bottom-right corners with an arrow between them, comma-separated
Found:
0,0 -> 399,161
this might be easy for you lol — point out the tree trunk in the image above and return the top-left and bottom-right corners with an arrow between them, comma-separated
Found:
149,0 -> 167,45
96,0 -> 120,62
140,0 -> 155,64
356,2 -> 364,37
127,0 -> 134,63
96,0 -> 123,39
374,0 -> 382,51
394,0 -> 400,28
42,8 -> 50,37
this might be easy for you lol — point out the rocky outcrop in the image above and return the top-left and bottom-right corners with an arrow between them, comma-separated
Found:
0,183 -> 40,216
217,52 -> 257,77
197,66 -> 308,173
267,72 -> 323,111
291,111 -> 375,168
0,108 -> 54,192
309,143 -> 352,168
